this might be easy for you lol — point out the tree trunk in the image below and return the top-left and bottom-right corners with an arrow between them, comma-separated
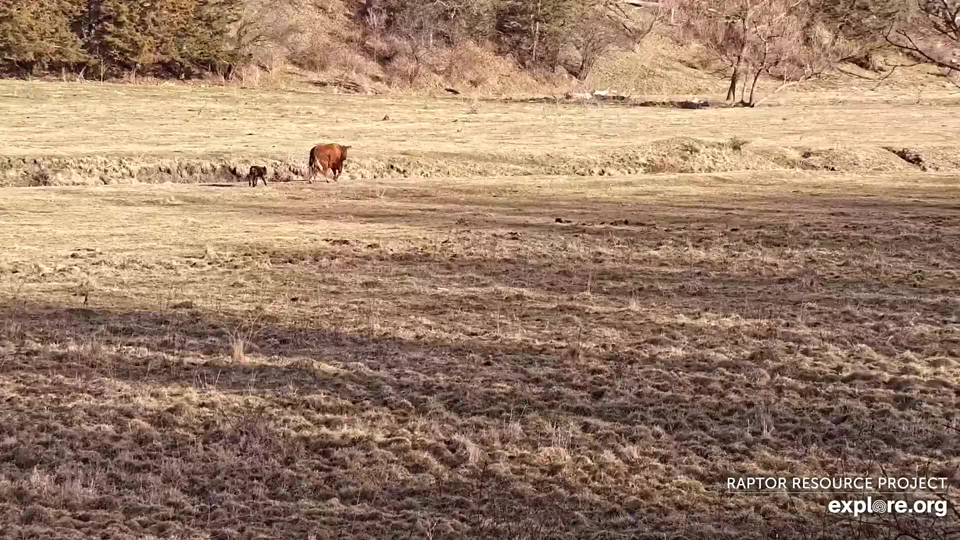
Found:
531,0 -> 541,66
747,67 -> 763,106
726,66 -> 739,101
532,21 -> 540,65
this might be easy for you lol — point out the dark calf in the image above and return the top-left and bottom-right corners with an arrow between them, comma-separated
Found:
247,165 -> 268,187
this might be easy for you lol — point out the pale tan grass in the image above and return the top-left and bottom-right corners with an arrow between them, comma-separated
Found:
2,80 -> 959,165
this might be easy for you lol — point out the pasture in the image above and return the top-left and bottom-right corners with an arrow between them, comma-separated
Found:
0,80 -> 959,539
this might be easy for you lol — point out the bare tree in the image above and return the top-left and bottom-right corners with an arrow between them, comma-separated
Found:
394,5 -> 434,83
493,0 -> 655,79
670,0 -> 753,101
568,1 -> 648,80
362,2 -> 387,64
887,0 -> 960,87
571,11 -> 617,80
671,0 -> 856,106
606,0 -> 662,45
495,0 -> 577,70
232,5 -> 268,71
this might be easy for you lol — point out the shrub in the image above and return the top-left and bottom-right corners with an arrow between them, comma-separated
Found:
97,0 -> 245,77
672,0 -> 859,105
0,0 -> 87,74
446,41 -> 508,88
0,0 -> 245,78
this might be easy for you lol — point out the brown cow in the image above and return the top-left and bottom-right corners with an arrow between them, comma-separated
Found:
308,143 -> 351,183
247,165 -> 268,187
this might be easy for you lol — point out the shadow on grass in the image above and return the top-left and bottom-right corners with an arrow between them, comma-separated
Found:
224,186 -> 960,246
1,296 -> 957,539
1,182 -> 958,538
0,296 -> 960,538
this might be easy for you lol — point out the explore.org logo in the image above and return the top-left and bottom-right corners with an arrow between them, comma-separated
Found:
828,497 -> 949,518
723,476 -> 952,519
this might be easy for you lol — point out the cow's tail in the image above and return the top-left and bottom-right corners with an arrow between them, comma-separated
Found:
306,147 -> 316,183
311,148 -> 321,175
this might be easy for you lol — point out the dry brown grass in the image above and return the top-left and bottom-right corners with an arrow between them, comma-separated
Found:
2,79 -> 960,188
1,78 -> 960,538
2,80 -> 957,156
1,167 -> 959,538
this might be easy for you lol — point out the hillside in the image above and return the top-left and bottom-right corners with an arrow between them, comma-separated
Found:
2,0 -> 958,100
228,0 -> 960,98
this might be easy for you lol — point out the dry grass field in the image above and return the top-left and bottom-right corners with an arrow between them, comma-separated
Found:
2,80 -> 960,161
1,80 -> 959,539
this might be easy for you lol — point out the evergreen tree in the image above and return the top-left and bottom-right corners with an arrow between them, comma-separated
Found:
96,0 -> 243,76
0,0 -> 86,73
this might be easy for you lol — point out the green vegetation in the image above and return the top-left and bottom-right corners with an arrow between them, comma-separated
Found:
0,0 -> 245,77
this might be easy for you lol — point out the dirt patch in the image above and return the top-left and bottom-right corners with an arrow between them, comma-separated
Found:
493,94 -> 721,109
5,138 -> 960,187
